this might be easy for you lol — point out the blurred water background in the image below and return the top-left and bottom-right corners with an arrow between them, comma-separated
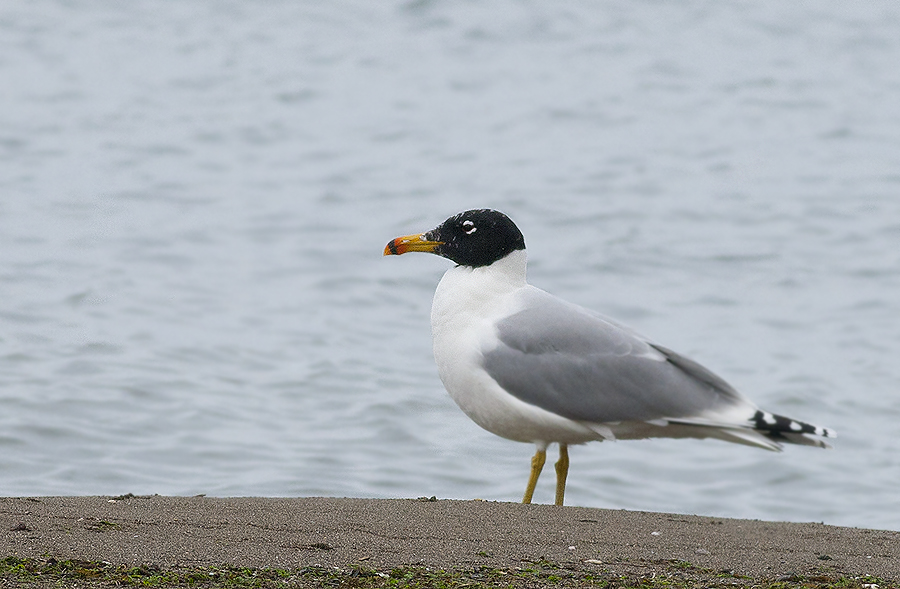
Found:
2,1 -> 899,531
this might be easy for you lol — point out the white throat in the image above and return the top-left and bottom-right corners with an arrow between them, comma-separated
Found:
430,249 -> 528,333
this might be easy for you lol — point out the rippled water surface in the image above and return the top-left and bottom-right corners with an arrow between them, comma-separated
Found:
2,1 -> 899,530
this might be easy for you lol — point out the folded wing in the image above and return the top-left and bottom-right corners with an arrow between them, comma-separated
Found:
481,287 -> 756,425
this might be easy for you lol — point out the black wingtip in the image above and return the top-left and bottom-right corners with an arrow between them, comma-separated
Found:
751,410 -> 836,439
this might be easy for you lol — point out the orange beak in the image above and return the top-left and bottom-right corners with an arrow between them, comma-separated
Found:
383,233 -> 443,256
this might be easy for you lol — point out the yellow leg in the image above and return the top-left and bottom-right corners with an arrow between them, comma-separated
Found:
555,443 -> 569,506
522,448 -> 546,504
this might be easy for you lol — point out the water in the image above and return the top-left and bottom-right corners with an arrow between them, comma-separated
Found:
2,0 -> 899,531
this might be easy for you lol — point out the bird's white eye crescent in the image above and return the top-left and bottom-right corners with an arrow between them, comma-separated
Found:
463,220 -> 477,235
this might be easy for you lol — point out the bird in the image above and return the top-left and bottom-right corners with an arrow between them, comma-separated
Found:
383,208 -> 835,506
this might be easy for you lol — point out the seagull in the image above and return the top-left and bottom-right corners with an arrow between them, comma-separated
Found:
384,209 -> 835,506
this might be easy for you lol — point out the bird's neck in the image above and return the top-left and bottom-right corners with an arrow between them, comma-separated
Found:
431,250 -> 528,335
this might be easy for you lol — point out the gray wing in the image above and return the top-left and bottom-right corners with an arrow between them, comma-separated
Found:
481,288 -> 752,423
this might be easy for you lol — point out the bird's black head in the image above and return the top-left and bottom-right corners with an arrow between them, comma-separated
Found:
427,209 -> 526,268
384,209 -> 526,268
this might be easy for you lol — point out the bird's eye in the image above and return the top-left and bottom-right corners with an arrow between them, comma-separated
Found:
462,220 -> 477,235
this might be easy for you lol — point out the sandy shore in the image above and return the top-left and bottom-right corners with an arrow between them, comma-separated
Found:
2,495 -> 897,583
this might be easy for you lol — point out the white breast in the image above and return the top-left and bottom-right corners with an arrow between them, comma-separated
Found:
429,251 -> 601,446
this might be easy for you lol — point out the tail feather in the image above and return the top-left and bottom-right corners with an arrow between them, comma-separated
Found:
663,409 -> 836,451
